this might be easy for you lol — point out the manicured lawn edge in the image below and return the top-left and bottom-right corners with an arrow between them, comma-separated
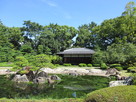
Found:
0,98 -> 83,102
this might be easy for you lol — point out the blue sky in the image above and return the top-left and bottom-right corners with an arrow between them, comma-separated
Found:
0,0 -> 134,28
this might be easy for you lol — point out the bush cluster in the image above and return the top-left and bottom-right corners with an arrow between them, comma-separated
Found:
110,64 -> 121,68
63,63 -> 71,66
78,63 -> 93,67
100,63 -> 108,69
127,67 -> 136,73
92,64 -> 100,67
115,66 -> 123,71
110,63 -> 123,70
79,63 -> 87,67
87,64 -> 92,67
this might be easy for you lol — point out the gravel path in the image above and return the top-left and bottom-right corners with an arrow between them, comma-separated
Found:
0,67 -> 15,75
0,67 -> 108,77
41,67 -> 108,76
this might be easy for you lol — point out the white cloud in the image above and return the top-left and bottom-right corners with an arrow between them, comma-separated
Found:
39,0 -> 72,19
40,0 -> 58,7
47,2 -> 57,7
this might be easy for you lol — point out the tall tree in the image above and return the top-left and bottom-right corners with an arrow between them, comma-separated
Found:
38,24 -> 78,54
122,1 -> 136,17
21,20 -> 43,51
74,22 -> 97,48
92,15 -> 136,50
0,23 -> 12,47
8,27 -> 23,49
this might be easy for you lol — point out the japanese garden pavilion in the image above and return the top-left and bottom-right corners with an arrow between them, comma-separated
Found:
57,48 -> 95,64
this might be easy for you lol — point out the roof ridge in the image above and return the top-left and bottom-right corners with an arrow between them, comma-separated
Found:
57,47 -> 95,54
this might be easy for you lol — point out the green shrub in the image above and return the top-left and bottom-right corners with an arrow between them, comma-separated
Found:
115,67 -> 123,71
14,56 -> 29,69
110,64 -> 121,68
93,64 -> 100,67
85,85 -> 136,102
87,64 -> 92,67
127,67 -> 136,73
51,55 -> 62,64
55,64 -> 60,67
63,63 -> 71,66
79,63 -> 87,67
100,63 -> 108,69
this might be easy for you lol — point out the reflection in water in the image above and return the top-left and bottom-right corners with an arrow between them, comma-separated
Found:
14,82 -> 53,90
0,75 -> 113,99
14,82 -> 28,90
64,85 -> 92,91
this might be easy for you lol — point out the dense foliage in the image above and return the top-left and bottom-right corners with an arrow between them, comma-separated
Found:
0,1 -> 136,69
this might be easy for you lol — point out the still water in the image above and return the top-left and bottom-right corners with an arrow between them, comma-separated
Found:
0,75 -> 113,99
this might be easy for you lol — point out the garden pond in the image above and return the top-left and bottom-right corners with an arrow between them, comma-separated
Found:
0,74 -> 115,99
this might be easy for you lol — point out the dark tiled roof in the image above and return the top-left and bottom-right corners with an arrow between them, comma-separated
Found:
57,48 -> 95,54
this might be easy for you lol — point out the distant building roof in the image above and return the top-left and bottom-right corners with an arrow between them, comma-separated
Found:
57,48 -> 95,55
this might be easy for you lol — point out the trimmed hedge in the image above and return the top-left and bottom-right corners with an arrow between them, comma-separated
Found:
63,63 -> 72,66
110,64 -> 121,68
54,64 -> 60,67
79,63 -> 87,67
93,64 -> 100,67
115,66 -> 123,71
87,64 -> 92,67
85,85 -> 136,102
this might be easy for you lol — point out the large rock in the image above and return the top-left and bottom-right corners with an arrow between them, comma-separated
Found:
109,80 -> 127,87
50,75 -> 61,80
68,72 -> 78,76
37,71 -> 48,78
125,77 -> 133,85
33,77 -> 47,84
106,68 -> 120,76
12,74 -> 29,83
109,77 -> 133,87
